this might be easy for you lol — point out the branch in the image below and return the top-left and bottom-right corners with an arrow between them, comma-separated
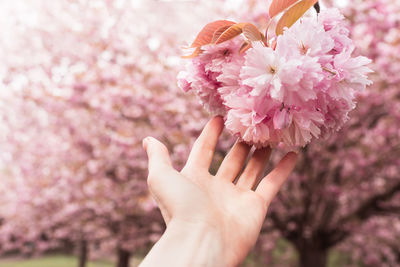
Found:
328,181 -> 400,246
343,181 -> 400,222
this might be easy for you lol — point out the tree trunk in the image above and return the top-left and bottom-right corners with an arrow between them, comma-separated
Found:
298,246 -> 328,267
116,248 -> 131,267
78,239 -> 88,267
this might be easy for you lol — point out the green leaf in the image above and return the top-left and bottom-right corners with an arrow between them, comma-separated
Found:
190,20 -> 236,48
275,0 -> 318,36
269,0 -> 299,18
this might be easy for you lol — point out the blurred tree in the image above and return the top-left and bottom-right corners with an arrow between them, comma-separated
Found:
0,0 -> 226,266
256,1 -> 400,266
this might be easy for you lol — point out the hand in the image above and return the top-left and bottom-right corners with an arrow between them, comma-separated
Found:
141,116 -> 297,267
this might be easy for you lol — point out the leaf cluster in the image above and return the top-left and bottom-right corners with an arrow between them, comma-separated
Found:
184,0 -> 319,58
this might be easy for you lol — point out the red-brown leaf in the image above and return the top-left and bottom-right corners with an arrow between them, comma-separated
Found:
242,23 -> 264,42
214,23 -> 246,44
212,25 -> 235,43
269,0 -> 299,18
239,41 -> 252,54
275,0 -> 318,36
181,47 -> 202,59
190,20 -> 236,48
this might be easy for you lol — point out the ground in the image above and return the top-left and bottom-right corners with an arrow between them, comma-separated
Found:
0,248 -> 350,267
0,255 -> 142,267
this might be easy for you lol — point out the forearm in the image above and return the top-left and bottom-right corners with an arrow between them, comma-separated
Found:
139,220 -> 227,267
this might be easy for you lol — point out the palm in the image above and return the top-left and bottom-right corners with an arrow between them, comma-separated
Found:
144,117 -> 297,265
150,169 -> 266,264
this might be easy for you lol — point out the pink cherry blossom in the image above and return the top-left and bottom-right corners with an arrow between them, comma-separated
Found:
241,42 -> 304,100
178,38 -> 244,115
179,8 -> 373,149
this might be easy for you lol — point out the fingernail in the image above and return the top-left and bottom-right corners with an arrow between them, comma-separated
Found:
215,115 -> 224,121
142,137 -> 149,149
291,150 -> 300,155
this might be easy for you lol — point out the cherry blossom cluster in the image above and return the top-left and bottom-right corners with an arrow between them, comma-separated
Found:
178,8 -> 372,149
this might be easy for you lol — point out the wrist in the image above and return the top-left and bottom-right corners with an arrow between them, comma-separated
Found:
164,219 -> 227,266
140,218 -> 231,267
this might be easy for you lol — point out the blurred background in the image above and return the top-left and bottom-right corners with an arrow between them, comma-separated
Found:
0,0 -> 399,266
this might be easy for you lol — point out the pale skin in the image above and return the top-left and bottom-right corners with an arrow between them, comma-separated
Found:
140,116 -> 298,267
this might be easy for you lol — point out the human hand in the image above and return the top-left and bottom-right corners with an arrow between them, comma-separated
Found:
141,116 -> 297,267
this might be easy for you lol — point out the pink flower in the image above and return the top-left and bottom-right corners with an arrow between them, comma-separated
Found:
180,8 -> 373,149
316,93 -> 353,134
333,48 -> 373,91
216,51 -> 246,98
318,8 -> 345,32
177,38 -> 244,115
177,71 -> 192,92
240,42 -> 303,100
283,55 -> 323,104
225,93 -> 280,147
273,108 -> 292,130
319,8 -> 353,54
280,108 -> 324,147
277,18 -> 334,58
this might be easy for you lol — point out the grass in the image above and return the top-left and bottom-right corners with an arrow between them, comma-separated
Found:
0,255 -> 113,267
0,248 -> 353,267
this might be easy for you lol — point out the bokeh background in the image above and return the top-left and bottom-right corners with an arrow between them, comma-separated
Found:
0,0 -> 399,267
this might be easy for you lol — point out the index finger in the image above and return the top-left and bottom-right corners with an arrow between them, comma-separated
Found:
182,116 -> 224,172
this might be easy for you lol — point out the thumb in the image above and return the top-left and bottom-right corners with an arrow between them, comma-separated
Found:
143,137 -> 173,175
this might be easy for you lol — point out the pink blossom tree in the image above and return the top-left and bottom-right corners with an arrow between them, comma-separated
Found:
254,1 -> 400,266
0,1 -> 229,267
